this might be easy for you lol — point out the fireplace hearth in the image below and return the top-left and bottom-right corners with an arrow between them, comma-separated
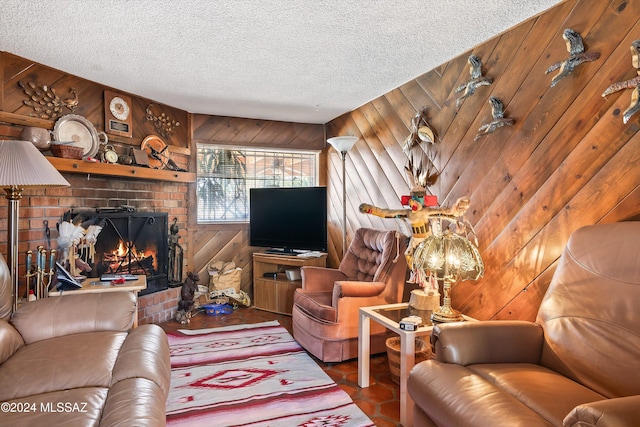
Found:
65,210 -> 169,295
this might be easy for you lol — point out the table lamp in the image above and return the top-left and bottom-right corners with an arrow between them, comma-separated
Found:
413,219 -> 484,322
0,140 -> 70,311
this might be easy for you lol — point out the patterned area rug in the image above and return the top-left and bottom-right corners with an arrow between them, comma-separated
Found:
166,321 -> 374,427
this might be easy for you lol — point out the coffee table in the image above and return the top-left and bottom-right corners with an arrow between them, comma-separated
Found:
358,303 -> 473,427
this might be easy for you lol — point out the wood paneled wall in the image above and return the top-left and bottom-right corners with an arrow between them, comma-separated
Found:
0,52 -> 189,151
326,0 -> 640,321
189,115 -> 325,295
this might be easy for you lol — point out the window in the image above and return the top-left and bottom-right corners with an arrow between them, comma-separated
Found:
196,144 -> 319,223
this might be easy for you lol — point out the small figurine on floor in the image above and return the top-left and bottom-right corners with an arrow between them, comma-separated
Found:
175,272 -> 200,324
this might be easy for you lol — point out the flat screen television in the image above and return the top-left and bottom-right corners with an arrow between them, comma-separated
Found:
250,186 -> 327,254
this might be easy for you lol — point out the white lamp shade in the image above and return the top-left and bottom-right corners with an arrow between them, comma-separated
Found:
327,136 -> 358,153
0,140 -> 70,188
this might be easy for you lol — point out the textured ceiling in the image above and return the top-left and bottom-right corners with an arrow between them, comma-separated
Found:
1,0 -> 561,124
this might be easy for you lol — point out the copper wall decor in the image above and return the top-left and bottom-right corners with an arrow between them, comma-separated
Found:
546,28 -> 600,88
18,80 -> 78,120
602,40 -> 640,124
145,103 -> 181,139
475,97 -> 514,141
455,55 -> 493,108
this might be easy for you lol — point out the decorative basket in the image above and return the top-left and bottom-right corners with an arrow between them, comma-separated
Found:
202,303 -> 233,316
385,336 -> 432,384
51,144 -> 84,159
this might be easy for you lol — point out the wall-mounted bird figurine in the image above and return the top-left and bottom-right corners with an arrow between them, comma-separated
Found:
546,28 -> 600,88
18,81 -> 80,120
475,97 -> 514,141
602,40 -> 640,124
455,55 -> 493,108
62,87 -> 79,112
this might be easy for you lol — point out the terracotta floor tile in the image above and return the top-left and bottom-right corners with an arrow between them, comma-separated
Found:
159,306 -> 401,426
380,400 -> 402,420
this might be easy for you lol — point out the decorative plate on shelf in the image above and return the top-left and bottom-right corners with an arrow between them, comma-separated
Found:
141,135 -> 168,169
52,114 -> 104,158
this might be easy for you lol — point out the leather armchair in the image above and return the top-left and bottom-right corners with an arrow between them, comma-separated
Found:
292,227 -> 409,362
407,222 -> 640,427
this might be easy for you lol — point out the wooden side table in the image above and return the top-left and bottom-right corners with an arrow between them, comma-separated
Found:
48,275 -> 147,327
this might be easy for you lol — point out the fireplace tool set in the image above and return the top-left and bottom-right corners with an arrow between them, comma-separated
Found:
24,246 -> 56,300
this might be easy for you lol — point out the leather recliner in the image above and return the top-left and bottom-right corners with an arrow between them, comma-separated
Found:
292,227 -> 409,362
407,222 -> 640,427
0,253 -> 171,426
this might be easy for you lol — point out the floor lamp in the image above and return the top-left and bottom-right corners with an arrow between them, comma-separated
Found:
0,140 -> 70,312
327,136 -> 358,258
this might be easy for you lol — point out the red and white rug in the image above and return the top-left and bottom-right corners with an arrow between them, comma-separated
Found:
166,321 -> 374,427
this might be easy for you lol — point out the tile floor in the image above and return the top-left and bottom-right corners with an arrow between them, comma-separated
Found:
159,306 -> 402,427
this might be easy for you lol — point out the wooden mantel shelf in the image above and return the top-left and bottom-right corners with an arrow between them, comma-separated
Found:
47,157 -> 196,183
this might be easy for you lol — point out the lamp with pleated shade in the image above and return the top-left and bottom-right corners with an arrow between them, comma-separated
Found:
0,140 -> 70,311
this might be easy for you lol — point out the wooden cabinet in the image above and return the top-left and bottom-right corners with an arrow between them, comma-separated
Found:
253,252 -> 327,315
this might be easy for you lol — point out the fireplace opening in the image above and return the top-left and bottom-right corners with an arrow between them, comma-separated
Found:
64,210 -> 170,296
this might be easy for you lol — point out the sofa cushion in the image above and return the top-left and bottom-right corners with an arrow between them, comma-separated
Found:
0,319 -> 24,364
10,292 -> 135,344
0,331 -> 127,402
537,222 -> 640,398
293,290 -> 336,322
469,363 -> 605,426
408,361 -> 554,427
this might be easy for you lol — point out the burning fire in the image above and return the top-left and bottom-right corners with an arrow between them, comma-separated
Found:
103,240 -> 158,274
112,241 -> 146,260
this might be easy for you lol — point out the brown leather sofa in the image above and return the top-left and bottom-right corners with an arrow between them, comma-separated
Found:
0,253 -> 171,426
407,222 -> 640,427
292,227 -> 408,362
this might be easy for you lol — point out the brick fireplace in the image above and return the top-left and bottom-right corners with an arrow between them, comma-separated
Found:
65,210 -> 170,296
1,167 -> 191,326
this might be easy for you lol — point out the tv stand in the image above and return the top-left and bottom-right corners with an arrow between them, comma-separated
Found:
253,251 -> 327,315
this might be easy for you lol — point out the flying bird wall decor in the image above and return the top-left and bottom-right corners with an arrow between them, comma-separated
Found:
475,97 -> 514,141
545,28 -> 600,88
455,55 -> 493,108
602,39 -> 640,124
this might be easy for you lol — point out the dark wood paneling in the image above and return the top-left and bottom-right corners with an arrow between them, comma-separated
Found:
325,0 -> 640,321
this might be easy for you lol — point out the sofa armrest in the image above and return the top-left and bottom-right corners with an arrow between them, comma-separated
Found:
10,292 -> 135,344
433,320 -> 544,365
564,396 -> 640,427
111,324 -> 171,396
0,319 -> 24,364
333,281 -> 386,299
301,266 -> 347,292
